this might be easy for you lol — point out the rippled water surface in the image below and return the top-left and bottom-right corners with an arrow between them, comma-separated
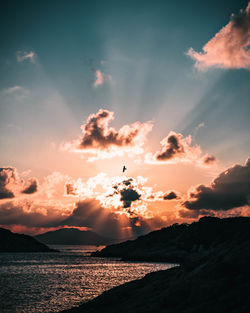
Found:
0,245 -> 175,313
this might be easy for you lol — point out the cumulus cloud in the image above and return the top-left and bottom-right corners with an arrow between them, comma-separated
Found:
187,2 -> 250,70
93,69 -> 112,87
63,109 -> 153,161
145,131 -> 217,166
0,167 -> 40,199
16,51 -> 36,63
183,157 -> 250,211
21,178 -> 38,194
0,167 -> 17,199
145,131 -> 202,164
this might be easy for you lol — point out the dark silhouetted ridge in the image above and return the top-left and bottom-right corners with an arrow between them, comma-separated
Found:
35,228 -> 116,245
92,216 -> 250,263
0,228 -> 56,252
60,217 -> 250,313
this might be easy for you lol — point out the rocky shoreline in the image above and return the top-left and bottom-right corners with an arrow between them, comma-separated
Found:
60,217 -> 250,313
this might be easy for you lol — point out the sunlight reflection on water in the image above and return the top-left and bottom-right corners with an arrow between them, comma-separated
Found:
0,245 -> 176,313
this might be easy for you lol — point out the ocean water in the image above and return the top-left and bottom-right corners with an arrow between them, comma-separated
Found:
0,245 -> 175,313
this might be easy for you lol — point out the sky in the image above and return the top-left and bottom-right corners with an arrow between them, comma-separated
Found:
0,0 -> 249,238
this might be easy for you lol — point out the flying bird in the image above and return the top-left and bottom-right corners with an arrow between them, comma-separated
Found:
122,165 -> 127,173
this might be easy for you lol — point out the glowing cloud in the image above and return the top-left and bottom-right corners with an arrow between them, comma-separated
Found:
63,109 -> 153,161
65,173 -> 176,217
187,2 -> 250,70
145,131 -> 202,164
0,167 -> 39,199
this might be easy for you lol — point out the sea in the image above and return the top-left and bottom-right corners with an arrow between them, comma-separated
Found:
0,245 -> 176,313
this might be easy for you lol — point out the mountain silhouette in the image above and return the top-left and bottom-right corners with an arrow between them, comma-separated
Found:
0,228 -> 56,252
35,228 -> 117,245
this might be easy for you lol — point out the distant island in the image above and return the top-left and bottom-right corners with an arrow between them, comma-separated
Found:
61,217 -> 250,313
35,228 -> 117,246
0,228 -> 56,252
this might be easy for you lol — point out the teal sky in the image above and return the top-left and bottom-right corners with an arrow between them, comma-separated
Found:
0,0 -> 250,236
0,0 -> 249,173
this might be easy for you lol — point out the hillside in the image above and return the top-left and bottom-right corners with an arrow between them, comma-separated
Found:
35,228 -> 116,245
0,228 -> 56,252
92,216 -> 250,263
61,217 -> 250,313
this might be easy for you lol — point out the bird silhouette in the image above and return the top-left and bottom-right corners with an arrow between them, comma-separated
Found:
122,165 -> 127,173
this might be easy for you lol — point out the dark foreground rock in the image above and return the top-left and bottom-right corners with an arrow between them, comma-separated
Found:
0,227 -> 56,252
60,217 -> 250,313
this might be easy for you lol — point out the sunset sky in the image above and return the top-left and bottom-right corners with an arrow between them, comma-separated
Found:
0,0 -> 249,238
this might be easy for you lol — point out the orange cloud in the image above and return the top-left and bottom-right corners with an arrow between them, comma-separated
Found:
93,69 -> 112,87
187,2 -> 250,70
145,131 -> 217,166
63,109 -> 153,161
145,131 -> 202,164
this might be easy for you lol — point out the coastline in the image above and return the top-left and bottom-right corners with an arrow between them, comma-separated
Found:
59,217 -> 250,313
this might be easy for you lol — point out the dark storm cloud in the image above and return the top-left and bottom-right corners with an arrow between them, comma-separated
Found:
21,178 -> 38,194
77,109 -> 152,150
184,157 -> 250,211
163,191 -> 178,200
155,132 -> 184,161
0,167 -> 17,199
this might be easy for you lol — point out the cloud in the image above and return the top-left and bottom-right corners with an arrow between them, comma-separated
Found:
93,69 -> 112,87
145,131 -> 202,164
0,167 -> 17,199
63,109 -> 153,161
0,200 -> 66,228
60,199 -> 166,238
183,157 -> 250,211
163,191 -> 178,200
0,167 -> 40,199
2,86 -> 29,101
202,154 -> 217,165
16,51 -> 36,63
4,86 -> 23,94
21,178 -> 38,194
187,2 -> 250,70
120,188 -> 141,209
